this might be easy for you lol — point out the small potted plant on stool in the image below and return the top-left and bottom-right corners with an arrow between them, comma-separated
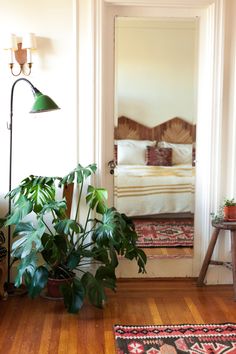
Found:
223,198 -> 236,221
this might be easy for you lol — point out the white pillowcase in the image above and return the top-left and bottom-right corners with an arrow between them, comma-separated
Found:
116,139 -> 156,165
117,145 -> 145,165
158,141 -> 192,165
115,139 -> 155,147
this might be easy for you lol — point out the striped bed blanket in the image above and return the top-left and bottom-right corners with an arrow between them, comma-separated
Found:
114,164 -> 195,217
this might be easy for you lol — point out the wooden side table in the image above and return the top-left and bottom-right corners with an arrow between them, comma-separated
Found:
197,220 -> 236,300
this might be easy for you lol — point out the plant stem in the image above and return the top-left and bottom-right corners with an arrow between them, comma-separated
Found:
73,227 -> 96,249
42,219 -> 54,236
71,180 -> 84,240
75,180 -> 84,223
81,241 -> 94,249
84,207 -> 91,234
74,268 -> 87,274
54,265 -> 72,278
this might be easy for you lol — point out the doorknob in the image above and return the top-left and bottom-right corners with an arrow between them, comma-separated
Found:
108,160 -> 116,175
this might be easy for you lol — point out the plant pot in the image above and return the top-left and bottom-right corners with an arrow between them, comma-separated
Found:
47,276 -> 74,299
223,206 -> 236,221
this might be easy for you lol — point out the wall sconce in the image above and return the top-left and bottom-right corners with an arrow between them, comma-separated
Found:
4,33 -> 37,76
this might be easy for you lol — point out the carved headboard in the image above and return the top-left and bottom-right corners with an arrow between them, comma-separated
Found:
114,116 -> 196,143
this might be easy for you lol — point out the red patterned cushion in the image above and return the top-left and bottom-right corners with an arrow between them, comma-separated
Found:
146,147 -> 172,166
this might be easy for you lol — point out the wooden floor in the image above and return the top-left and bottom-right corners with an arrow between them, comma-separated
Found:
144,247 -> 193,258
0,279 -> 235,354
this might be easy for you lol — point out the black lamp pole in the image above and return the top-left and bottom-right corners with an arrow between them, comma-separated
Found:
6,78 -> 59,291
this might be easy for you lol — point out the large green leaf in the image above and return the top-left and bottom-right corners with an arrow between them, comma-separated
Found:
92,208 -> 125,247
28,178 -> 56,213
109,246 -> 119,268
5,195 -> 33,226
66,250 -> 82,270
54,219 -> 82,235
81,272 -> 106,308
59,164 -> 97,186
5,186 -> 21,200
28,266 -> 49,298
86,186 -> 108,214
14,251 -> 38,287
39,200 -> 67,219
95,265 -> 116,291
93,208 -> 146,273
11,221 -> 45,259
90,246 -> 110,265
136,248 -> 147,274
61,278 -> 85,313
41,233 -> 68,265
125,247 -> 147,274
7,175 -> 57,213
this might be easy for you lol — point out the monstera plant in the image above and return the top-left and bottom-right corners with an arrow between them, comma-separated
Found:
5,164 -> 146,313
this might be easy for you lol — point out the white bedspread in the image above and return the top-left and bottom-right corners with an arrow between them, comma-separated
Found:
114,165 -> 195,216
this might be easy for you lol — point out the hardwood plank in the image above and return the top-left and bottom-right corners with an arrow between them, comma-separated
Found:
144,247 -> 193,258
38,302 -> 57,354
184,296 -> 205,323
212,296 -> 236,322
147,298 -> 163,324
0,279 -> 235,354
162,297 -> 196,324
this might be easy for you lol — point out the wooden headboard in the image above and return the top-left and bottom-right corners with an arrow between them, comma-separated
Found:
114,116 -> 196,143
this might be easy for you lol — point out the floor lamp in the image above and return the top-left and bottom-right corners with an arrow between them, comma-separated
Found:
6,78 -> 60,294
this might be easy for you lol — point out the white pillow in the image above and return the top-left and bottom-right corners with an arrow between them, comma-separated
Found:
118,144 -> 146,165
158,141 -> 192,165
116,140 -> 156,165
115,139 -> 156,148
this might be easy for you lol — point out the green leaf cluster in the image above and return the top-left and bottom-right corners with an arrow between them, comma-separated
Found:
5,163 -> 146,313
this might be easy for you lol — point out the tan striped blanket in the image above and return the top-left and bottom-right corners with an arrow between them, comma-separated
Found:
114,165 -> 195,216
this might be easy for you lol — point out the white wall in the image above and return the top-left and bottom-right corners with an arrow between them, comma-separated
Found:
1,0 -> 236,283
115,18 -> 198,127
0,0 -> 77,219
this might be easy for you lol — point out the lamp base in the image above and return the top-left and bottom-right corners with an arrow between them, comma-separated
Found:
4,282 -> 27,296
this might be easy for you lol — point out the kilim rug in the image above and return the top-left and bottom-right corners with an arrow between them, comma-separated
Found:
114,323 -> 236,354
133,218 -> 194,248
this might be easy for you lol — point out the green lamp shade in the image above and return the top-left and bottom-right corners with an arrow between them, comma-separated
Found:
30,91 -> 60,113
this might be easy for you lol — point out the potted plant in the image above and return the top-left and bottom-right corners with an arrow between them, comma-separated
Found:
223,198 -> 236,221
5,164 -> 146,313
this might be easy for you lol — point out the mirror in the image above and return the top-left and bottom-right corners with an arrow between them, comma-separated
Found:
113,17 -> 198,257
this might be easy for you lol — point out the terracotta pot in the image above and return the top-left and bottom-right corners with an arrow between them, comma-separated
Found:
47,276 -> 74,299
223,205 -> 236,221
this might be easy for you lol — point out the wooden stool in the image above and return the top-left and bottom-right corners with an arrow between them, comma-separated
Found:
197,220 -> 236,300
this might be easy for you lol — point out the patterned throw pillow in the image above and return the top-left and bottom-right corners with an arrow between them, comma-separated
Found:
146,146 -> 172,166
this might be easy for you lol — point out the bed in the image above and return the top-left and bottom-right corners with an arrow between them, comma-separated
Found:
113,116 -> 196,217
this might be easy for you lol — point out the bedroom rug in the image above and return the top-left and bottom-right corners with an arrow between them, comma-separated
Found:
114,323 -> 236,354
133,218 -> 194,248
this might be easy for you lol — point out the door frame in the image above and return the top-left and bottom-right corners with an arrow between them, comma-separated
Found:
77,0 -> 226,280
